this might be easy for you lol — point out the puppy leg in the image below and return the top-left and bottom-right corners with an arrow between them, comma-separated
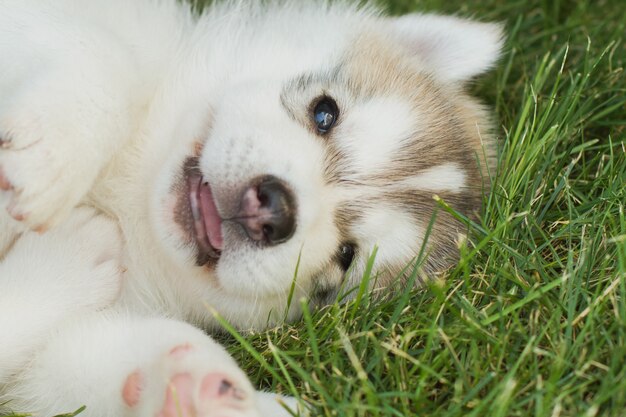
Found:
0,207 -> 123,383
3,314 -> 300,417
0,4 -> 143,230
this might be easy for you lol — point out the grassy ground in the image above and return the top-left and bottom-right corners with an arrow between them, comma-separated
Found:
221,0 -> 626,416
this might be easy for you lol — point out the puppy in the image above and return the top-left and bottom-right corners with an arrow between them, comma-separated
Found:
0,1 -> 502,416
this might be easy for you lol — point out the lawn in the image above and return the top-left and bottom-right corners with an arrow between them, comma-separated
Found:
220,0 -> 626,416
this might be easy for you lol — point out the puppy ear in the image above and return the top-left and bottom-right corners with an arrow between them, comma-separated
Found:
389,14 -> 504,83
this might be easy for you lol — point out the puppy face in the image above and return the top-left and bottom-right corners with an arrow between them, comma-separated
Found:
149,7 -> 502,326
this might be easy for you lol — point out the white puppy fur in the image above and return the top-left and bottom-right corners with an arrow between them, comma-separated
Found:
0,1 -> 502,416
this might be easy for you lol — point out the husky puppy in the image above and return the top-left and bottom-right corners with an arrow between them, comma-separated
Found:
0,1 -> 502,416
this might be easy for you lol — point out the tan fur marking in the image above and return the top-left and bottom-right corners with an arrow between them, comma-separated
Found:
280,29 -> 497,291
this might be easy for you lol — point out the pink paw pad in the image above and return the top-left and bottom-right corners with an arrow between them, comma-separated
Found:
158,373 -> 195,417
122,370 -> 144,408
6,200 -> 26,222
200,373 -> 247,403
0,168 -> 11,191
169,343 -> 194,357
156,373 -> 251,417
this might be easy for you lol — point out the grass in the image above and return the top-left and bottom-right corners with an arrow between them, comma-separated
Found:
3,0 -> 625,416
219,0 -> 626,416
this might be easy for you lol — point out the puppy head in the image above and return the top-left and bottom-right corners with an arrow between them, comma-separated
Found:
151,6 -> 503,327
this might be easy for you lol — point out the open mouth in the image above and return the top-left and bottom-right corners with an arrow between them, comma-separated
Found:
181,158 -> 223,266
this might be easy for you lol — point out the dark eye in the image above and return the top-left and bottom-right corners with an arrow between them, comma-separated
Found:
337,242 -> 356,271
313,97 -> 339,134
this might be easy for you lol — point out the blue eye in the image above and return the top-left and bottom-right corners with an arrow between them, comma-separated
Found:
313,97 -> 338,134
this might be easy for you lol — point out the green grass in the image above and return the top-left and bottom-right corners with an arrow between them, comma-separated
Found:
220,1 -> 626,416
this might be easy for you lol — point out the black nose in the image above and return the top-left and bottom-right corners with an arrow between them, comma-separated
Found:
233,176 -> 296,246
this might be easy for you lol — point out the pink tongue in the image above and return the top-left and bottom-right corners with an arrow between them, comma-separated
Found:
198,183 -> 224,250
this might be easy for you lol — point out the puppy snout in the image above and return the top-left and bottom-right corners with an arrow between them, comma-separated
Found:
232,175 -> 296,246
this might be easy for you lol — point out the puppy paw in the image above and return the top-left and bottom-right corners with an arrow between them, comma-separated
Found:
122,343 -> 260,417
9,206 -> 124,309
257,392 -> 305,417
0,69 -> 124,231
0,124 -> 101,231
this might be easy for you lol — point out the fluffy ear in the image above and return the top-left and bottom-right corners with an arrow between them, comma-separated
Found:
390,14 -> 504,83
